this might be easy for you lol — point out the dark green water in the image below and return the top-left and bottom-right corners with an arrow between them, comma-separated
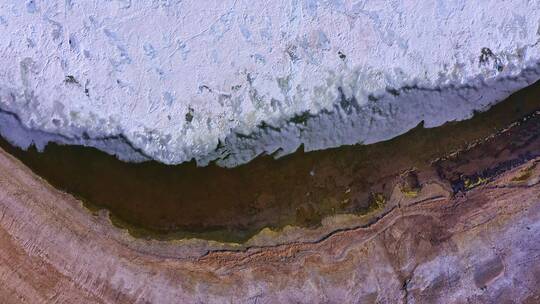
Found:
2,81 -> 540,242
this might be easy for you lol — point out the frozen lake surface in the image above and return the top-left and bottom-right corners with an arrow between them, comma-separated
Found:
1,0 -> 540,166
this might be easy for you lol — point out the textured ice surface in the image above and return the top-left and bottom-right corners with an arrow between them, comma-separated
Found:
1,1 -> 540,166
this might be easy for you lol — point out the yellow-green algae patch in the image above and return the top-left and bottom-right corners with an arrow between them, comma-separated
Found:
464,176 -> 490,190
511,163 -> 537,182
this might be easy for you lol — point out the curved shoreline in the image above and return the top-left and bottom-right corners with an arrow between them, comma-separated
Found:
3,62 -> 540,168
2,79 -> 540,243
0,139 -> 538,302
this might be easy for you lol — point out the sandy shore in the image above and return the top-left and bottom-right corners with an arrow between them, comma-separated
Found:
0,138 -> 539,303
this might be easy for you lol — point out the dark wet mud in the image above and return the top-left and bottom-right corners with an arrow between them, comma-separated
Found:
2,81 -> 540,242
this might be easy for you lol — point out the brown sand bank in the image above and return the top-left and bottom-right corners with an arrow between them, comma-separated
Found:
0,132 -> 539,302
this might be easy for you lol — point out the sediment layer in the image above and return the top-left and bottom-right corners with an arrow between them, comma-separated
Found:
0,141 -> 539,302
